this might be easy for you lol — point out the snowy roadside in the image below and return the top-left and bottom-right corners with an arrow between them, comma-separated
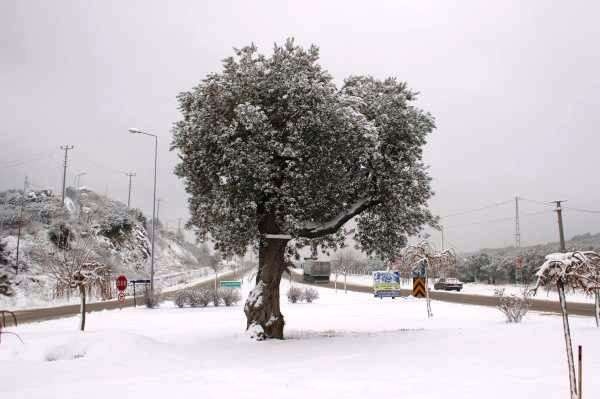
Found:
0,267 -> 240,311
1,278 -> 598,399
322,271 -> 595,303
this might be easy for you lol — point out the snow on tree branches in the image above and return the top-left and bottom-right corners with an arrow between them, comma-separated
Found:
531,251 -> 600,399
171,39 -> 436,339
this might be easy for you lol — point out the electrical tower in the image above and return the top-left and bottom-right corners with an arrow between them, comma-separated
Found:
514,196 -> 521,248
125,172 -> 136,210
60,145 -> 74,205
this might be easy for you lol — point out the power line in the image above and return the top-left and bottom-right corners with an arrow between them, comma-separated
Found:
445,209 -> 552,229
441,199 -> 513,218
522,197 -> 600,214
1,152 -> 56,169
564,206 -> 600,214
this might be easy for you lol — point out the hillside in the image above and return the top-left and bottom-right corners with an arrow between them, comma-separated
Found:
0,187 -> 214,308
455,232 -> 600,284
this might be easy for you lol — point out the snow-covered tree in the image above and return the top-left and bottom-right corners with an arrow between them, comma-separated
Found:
401,242 -> 454,317
45,226 -> 110,331
531,251 -> 600,399
171,39 -> 436,339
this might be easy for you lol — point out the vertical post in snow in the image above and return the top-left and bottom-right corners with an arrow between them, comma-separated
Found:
334,271 -> 337,293
594,292 -> 599,328
578,345 -> 582,399
344,271 -> 347,294
79,285 -> 86,332
15,176 -> 27,275
558,281 -> 577,399
425,259 -> 433,318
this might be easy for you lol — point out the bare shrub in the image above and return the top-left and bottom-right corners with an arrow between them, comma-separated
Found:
219,288 -> 241,306
302,287 -> 319,303
189,288 -> 211,307
495,288 -> 529,323
175,290 -> 191,308
287,286 -> 303,303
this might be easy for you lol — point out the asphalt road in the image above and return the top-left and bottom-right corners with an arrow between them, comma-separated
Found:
5,270 -> 246,326
5,269 -> 596,327
290,272 -> 597,317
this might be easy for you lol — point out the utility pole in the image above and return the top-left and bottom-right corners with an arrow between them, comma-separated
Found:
125,172 -> 136,210
15,176 -> 28,275
515,196 -> 521,248
60,145 -> 74,205
552,200 -> 567,252
156,198 -> 162,227
440,224 -> 445,251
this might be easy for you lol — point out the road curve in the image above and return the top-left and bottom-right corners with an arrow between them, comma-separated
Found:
5,270 -> 246,326
290,272 -> 597,317
5,270 -> 595,327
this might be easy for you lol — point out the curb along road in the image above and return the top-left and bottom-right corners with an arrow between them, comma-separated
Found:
289,271 -> 596,317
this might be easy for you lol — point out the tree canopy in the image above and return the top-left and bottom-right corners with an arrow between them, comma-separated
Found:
171,39 -> 436,260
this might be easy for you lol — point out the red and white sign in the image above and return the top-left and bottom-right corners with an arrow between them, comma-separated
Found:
118,292 -> 126,303
116,275 -> 128,291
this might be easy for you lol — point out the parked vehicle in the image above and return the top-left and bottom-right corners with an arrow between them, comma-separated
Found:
303,259 -> 331,283
434,278 -> 463,291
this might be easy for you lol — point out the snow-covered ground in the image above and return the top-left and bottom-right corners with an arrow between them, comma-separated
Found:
1,279 -> 598,399
334,273 -> 595,303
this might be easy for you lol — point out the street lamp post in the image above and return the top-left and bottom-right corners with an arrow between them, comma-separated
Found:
128,128 -> 158,298
74,172 -> 87,189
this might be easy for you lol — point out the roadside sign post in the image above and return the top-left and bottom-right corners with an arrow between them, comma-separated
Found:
130,279 -> 151,307
219,280 -> 242,289
116,275 -> 127,309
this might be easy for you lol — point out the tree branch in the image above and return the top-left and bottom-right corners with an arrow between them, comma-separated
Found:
296,197 -> 379,239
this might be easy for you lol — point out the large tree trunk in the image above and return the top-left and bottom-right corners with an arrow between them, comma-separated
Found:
79,284 -> 86,332
244,238 -> 288,340
557,281 -> 577,399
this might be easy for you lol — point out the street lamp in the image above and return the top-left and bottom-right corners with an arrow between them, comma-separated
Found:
74,172 -> 87,189
128,127 -> 158,298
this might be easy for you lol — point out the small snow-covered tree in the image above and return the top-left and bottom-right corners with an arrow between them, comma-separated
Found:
172,39 -> 435,339
531,251 -> 600,399
332,249 -> 354,293
45,224 -> 110,331
401,242 -> 456,318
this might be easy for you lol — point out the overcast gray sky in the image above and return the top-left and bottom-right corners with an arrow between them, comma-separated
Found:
2,0 -> 600,252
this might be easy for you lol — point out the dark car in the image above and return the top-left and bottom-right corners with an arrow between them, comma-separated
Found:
434,278 -> 463,292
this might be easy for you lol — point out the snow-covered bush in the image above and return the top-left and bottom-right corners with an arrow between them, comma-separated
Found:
287,286 -> 303,303
189,288 -> 211,307
302,287 -> 319,303
48,223 -> 72,250
175,290 -> 191,308
218,288 -> 241,306
494,288 -> 529,323
144,287 -> 161,308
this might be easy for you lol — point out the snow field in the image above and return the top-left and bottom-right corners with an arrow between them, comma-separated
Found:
0,278 -> 598,399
